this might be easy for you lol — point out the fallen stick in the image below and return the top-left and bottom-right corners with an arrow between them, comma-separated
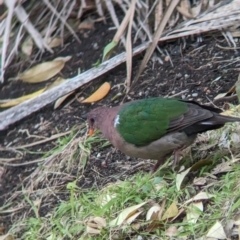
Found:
0,42 -> 149,131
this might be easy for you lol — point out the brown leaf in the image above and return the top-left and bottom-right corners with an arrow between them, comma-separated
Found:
86,226 -> 101,235
161,201 -> 178,220
78,19 -> 95,30
86,216 -> 106,235
54,91 -> 75,109
0,88 -> 45,108
18,56 -> 71,83
82,82 -> 111,103
0,234 -> 15,240
193,177 -> 207,186
21,37 -> 33,56
165,226 -> 178,237
184,192 -> 214,205
146,205 -> 161,221
109,201 -> 147,226
211,161 -> 232,175
47,37 -> 62,48
146,220 -> 163,232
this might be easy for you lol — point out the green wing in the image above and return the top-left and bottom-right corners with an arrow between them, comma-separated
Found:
116,98 -> 188,146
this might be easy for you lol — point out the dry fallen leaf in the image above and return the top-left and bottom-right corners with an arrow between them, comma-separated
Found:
146,204 -> 161,221
21,37 -> 33,56
93,217 -> 106,228
0,88 -> 45,108
54,91 -> 74,109
46,77 -> 66,91
86,216 -> 106,235
186,202 -> 203,224
177,0 -> 192,18
0,234 -> 15,240
190,1 -> 202,17
18,56 -> 71,83
82,82 -> 111,103
206,221 -> 227,239
50,77 -> 75,109
193,177 -> 207,186
126,211 -> 143,224
184,192 -> 215,205
190,159 -> 213,171
86,226 -> 101,235
176,167 -> 191,191
47,37 -> 62,48
78,18 -> 95,30
211,161 -> 232,175
109,201 -> 147,226
161,201 -> 178,220
165,226 -> 178,237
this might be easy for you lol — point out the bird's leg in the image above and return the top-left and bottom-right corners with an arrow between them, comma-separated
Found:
172,149 -> 181,169
151,158 -> 165,173
151,153 -> 172,173
172,145 -> 187,169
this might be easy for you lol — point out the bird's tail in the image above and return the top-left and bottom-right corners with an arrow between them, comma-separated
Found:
200,114 -> 240,126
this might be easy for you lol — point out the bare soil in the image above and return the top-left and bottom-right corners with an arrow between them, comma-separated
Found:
1,20 -> 240,234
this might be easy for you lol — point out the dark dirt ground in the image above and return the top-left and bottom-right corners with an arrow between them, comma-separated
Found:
1,19 -> 240,235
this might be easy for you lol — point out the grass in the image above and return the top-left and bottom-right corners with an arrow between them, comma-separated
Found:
8,163 -> 240,239
2,120 -> 240,239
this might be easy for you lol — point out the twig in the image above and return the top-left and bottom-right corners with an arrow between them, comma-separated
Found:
216,43 -> 240,50
1,158 -> 44,166
213,94 -> 238,104
4,130 -> 73,150
1,0 -> 16,83
168,89 -> 188,98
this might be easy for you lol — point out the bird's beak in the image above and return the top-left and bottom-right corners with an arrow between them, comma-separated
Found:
88,128 -> 94,136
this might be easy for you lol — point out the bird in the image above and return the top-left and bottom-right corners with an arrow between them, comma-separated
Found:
87,97 -> 240,172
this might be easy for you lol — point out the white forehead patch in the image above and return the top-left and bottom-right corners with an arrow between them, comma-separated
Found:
114,115 -> 120,127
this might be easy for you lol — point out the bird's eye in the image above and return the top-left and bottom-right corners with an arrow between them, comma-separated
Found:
90,118 -> 95,124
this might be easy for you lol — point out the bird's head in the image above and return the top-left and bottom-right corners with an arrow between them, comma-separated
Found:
87,107 -> 106,136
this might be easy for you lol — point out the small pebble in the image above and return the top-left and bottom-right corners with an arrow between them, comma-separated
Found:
192,93 -> 198,97
164,56 -> 170,62
138,91 -> 143,96
93,43 -> 99,50
176,73 -> 182,79
181,95 -> 186,99
101,160 -> 107,168
145,90 -> 149,96
184,74 -> 190,79
97,153 -> 101,158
